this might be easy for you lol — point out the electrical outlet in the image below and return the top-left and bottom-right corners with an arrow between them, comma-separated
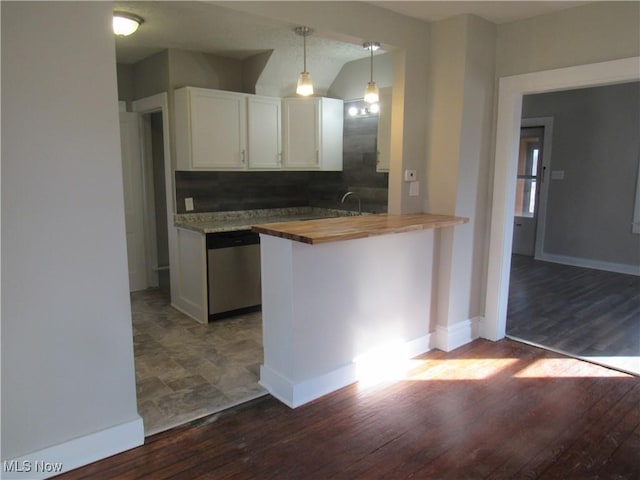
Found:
404,169 -> 417,182
185,197 -> 194,211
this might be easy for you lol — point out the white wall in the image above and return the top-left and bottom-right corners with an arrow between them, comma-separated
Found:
496,1 -> 640,77
1,0 -> 143,472
424,15 -> 496,341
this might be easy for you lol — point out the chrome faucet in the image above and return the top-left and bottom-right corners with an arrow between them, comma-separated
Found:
340,191 -> 361,215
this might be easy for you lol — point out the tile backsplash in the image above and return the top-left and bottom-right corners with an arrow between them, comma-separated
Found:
175,99 -> 388,214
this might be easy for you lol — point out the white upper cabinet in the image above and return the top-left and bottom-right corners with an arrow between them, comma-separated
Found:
376,87 -> 392,173
247,95 -> 282,169
175,87 -> 247,170
282,97 -> 343,171
175,87 -> 342,172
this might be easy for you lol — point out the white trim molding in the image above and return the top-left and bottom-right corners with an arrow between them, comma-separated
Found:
2,418 -> 144,479
536,252 -> 640,276
260,333 -> 434,408
436,318 -> 481,352
484,56 -> 640,342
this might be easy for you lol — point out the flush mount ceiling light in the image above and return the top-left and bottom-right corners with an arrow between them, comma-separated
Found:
363,41 -> 380,104
295,26 -> 314,96
113,12 -> 143,36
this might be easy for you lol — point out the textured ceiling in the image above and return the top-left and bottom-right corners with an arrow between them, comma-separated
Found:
114,1 -> 372,64
114,1 -> 592,65
373,1 -> 590,25
113,1 -> 592,96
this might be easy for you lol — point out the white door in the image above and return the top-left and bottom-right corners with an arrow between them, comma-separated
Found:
512,126 -> 544,256
119,111 -> 147,291
248,96 -> 282,169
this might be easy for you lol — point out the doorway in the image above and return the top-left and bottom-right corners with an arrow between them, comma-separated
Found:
124,94 -> 266,436
141,111 -> 170,294
484,56 -> 640,342
512,126 -> 544,256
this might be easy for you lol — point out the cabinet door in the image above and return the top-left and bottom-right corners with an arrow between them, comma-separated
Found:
376,87 -> 392,172
248,96 -> 282,169
283,98 -> 320,169
190,89 -> 246,169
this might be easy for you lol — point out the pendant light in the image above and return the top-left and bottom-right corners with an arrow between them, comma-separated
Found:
363,42 -> 380,104
113,12 -> 143,36
295,26 -> 314,96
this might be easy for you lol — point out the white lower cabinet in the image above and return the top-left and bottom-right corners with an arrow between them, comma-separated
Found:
282,97 -> 343,171
172,227 -> 208,323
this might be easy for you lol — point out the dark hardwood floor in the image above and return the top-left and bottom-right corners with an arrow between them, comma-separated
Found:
55,339 -> 639,479
507,255 -> 640,375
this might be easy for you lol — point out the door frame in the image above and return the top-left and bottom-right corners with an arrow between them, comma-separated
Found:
132,93 -> 176,299
520,117 -> 554,260
483,56 -> 640,342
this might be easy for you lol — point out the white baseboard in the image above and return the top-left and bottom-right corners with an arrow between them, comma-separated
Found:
535,252 -> 640,276
260,333 -> 434,408
2,417 -> 144,479
436,318 -> 481,352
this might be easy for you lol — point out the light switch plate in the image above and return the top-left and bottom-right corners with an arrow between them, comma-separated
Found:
409,181 -> 419,196
551,170 -> 565,180
185,197 -> 194,211
404,169 -> 417,182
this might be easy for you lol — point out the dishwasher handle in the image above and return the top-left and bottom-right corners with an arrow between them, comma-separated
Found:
207,230 -> 260,249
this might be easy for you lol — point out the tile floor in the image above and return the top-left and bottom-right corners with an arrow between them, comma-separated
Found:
131,288 -> 267,435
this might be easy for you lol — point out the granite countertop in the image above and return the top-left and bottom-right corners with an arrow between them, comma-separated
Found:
174,207 -> 361,234
252,213 -> 469,244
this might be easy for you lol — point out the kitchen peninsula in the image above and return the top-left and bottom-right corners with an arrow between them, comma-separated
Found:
172,207 -> 360,323
253,213 -> 468,408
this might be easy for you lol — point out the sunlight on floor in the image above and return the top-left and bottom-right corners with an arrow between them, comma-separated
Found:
354,343 -> 634,388
513,357 -> 633,378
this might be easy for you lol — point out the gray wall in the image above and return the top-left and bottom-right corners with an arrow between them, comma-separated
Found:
522,81 -> 640,266
328,52 -> 394,101
2,0 -> 141,462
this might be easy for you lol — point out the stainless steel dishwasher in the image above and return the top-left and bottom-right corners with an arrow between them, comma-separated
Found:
206,230 -> 261,319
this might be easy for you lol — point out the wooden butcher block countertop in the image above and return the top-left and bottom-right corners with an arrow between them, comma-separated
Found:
252,213 -> 469,245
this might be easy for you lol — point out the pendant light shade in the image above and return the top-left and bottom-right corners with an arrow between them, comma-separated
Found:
113,12 -> 143,36
364,82 -> 379,104
295,26 -> 314,96
297,72 -> 314,97
363,42 -> 380,104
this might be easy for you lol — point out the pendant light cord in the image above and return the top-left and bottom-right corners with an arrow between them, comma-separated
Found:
303,31 -> 307,72
370,45 -> 374,82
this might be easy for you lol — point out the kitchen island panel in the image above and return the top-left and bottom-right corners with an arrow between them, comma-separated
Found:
259,228 -> 436,408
